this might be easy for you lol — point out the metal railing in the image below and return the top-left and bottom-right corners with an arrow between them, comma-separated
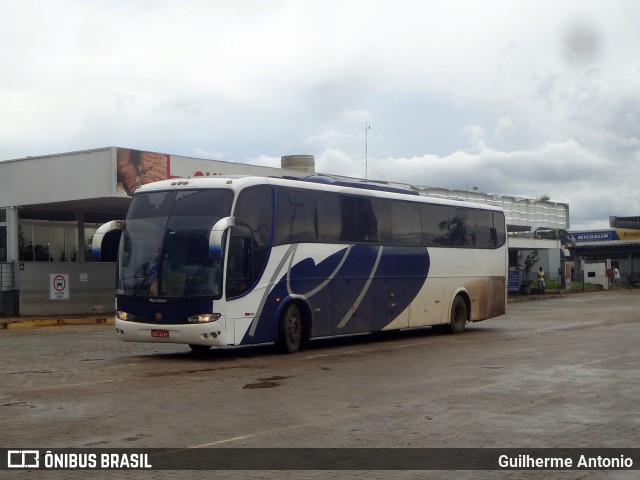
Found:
0,261 -> 16,315
0,261 -> 16,291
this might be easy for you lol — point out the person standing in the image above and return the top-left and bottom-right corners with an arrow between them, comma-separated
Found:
613,266 -> 621,286
537,267 -> 546,293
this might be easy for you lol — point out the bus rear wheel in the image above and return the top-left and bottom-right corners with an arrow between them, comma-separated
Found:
448,296 -> 468,334
277,303 -> 303,354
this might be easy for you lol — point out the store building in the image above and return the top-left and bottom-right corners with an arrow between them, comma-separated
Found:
566,217 -> 640,288
0,147 -> 570,315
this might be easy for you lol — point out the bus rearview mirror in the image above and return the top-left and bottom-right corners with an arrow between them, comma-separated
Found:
209,217 -> 235,260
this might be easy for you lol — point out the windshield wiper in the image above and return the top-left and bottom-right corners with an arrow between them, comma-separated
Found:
182,257 -> 211,298
131,264 -> 159,296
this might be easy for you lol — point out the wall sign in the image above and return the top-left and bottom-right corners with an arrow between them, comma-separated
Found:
50,274 -> 69,300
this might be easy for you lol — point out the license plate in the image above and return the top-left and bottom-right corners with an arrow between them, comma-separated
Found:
151,329 -> 169,338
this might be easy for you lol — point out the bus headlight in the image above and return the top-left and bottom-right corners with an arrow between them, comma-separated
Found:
187,313 -> 221,323
116,311 -> 137,321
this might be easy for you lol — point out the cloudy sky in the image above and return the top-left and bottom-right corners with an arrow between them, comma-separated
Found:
2,0 -> 639,229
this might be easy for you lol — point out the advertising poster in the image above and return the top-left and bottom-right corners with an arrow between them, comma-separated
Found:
117,149 -> 169,196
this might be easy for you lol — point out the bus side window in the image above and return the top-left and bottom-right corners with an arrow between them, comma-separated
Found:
355,197 -> 378,242
291,189 -> 317,242
422,204 -> 451,246
371,199 -> 391,243
275,188 -> 317,244
338,195 -> 381,243
473,210 -> 491,248
450,208 -> 469,246
493,212 -> 506,247
226,226 -> 253,297
339,196 -> 357,242
232,186 -> 273,291
316,192 -> 341,242
390,200 -> 421,245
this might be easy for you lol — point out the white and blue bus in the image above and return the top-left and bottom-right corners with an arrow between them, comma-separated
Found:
95,175 -> 507,353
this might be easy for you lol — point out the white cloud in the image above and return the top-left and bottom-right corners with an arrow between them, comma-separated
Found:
494,118 -> 516,142
463,125 -> 486,148
0,0 -> 639,229
339,110 -> 373,123
316,149 -> 368,180
304,131 -> 354,145
192,148 -> 225,160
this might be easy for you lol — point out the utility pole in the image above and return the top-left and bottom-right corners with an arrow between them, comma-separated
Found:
365,122 -> 370,179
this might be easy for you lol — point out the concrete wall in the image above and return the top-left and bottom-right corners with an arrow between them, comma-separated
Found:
584,262 -> 608,290
18,262 -> 116,316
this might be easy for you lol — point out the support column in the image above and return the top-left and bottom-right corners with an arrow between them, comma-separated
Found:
573,250 -> 581,285
76,211 -> 85,263
6,207 -> 19,264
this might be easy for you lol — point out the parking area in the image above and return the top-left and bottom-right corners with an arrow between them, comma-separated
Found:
1,290 -> 639,480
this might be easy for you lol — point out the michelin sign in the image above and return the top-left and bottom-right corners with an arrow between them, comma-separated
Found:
566,229 -> 640,243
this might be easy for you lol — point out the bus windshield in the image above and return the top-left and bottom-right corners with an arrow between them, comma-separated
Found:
117,189 -> 234,299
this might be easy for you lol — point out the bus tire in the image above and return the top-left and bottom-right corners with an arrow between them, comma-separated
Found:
448,295 -> 467,334
189,344 -> 211,353
277,303 -> 303,354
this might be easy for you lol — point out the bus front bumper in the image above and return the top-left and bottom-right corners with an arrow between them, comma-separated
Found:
115,317 -> 229,347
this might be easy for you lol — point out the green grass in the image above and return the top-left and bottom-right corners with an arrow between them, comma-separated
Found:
568,282 -> 603,292
527,278 -> 603,292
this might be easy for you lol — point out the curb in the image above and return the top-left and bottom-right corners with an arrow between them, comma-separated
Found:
1,316 -> 114,330
508,294 -> 565,303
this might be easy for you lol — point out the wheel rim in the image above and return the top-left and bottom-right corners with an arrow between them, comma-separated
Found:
451,298 -> 466,332
287,310 -> 301,344
453,305 -> 463,323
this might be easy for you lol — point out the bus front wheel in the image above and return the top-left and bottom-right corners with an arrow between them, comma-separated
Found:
277,303 -> 303,354
449,296 -> 468,334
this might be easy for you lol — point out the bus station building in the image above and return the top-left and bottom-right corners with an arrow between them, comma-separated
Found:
1,147 -> 571,316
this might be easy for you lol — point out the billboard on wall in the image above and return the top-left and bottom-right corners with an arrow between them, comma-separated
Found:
117,148 -> 170,197
116,148 -> 293,197
566,229 -> 640,243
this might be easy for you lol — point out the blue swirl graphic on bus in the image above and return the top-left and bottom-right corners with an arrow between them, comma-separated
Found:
243,244 -> 430,345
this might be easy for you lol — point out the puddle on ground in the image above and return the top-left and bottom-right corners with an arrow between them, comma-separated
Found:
242,376 -> 291,389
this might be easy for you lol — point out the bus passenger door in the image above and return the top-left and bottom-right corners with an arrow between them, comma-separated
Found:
410,278 -> 442,327
331,277 -> 374,335
374,277 -> 426,330
309,285 -> 333,338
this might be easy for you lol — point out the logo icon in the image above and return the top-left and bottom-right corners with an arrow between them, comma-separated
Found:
7,450 -> 40,468
53,275 -> 66,292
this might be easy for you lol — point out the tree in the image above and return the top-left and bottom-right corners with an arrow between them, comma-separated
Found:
521,249 -> 539,293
